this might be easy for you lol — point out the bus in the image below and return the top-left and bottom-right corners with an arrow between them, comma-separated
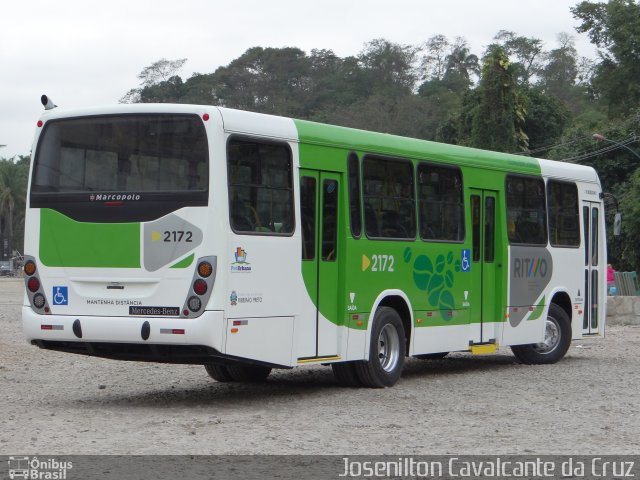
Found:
22,96 -> 606,388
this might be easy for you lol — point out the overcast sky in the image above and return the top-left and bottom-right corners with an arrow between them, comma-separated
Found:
1,0 -> 598,158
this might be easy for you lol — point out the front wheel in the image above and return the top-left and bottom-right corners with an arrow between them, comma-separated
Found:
511,303 -> 572,364
355,307 -> 406,388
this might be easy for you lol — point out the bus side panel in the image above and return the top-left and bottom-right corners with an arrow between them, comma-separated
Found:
501,245 -> 553,346
412,324 -> 471,355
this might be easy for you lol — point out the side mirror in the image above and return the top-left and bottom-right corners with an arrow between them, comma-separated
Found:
614,212 -> 622,236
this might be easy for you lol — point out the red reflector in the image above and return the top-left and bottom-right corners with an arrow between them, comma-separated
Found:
233,320 -> 242,326
172,329 -> 185,335
193,279 -> 207,296
183,309 -> 189,316
37,120 -> 43,128
27,277 -> 40,292
203,113 -> 210,121
41,325 -> 53,330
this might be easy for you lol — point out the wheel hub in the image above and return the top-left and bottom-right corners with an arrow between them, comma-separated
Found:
378,324 -> 400,372
533,317 -> 560,354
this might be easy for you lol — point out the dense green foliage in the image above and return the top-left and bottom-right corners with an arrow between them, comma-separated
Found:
3,0 -> 640,272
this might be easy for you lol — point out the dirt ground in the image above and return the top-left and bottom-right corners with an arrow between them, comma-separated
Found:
1,277 -> 638,455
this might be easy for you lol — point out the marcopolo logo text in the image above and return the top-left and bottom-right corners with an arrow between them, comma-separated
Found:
90,193 -> 141,201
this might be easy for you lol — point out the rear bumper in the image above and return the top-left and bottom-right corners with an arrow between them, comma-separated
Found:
22,307 -> 234,364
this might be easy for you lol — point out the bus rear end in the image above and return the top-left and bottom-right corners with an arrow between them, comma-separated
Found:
22,106 -> 225,363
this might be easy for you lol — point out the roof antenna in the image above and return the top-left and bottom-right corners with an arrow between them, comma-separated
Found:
41,95 -> 57,110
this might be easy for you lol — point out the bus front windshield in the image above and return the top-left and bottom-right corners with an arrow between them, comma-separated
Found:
32,114 -> 208,194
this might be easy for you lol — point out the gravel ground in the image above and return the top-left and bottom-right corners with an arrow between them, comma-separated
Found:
1,277 -> 639,455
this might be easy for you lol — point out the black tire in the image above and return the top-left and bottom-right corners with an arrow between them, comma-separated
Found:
415,352 -> 449,360
511,303 -> 572,365
204,363 -> 234,382
331,362 -> 363,387
226,364 -> 272,382
354,307 -> 406,388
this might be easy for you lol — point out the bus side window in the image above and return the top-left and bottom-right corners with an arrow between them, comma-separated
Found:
362,155 -> 415,240
322,180 -> 338,261
347,153 -> 362,238
506,175 -> 547,246
547,180 -> 579,247
300,176 -> 316,260
417,163 -> 464,242
227,138 -> 294,235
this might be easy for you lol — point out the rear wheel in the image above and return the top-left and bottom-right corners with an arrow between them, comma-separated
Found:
355,307 -> 406,388
204,363 -> 234,382
331,362 -> 362,387
226,364 -> 272,382
511,303 -> 572,364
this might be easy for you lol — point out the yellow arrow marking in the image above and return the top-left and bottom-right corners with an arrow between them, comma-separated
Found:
362,254 -> 371,271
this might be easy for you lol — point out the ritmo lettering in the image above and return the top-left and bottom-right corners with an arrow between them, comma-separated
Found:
513,258 -> 547,278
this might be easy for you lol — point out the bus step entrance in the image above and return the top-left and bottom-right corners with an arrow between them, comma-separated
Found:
469,343 -> 498,355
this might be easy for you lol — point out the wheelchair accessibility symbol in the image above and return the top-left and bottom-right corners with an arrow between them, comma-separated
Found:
52,286 -> 68,306
461,249 -> 471,272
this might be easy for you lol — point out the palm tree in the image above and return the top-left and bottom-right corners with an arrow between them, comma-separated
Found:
444,41 -> 480,89
0,158 -> 28,263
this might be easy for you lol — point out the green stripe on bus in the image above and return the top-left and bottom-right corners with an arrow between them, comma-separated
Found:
293,119 -> 541,175
39,209 -> 140,268
170,253 -> 195,269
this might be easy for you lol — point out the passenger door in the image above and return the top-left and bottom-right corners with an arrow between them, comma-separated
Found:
582,201 -> 602,335
469,189 -> 500,344
299,170 -> 341,359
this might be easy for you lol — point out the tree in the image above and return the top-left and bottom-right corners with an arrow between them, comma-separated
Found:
121,58 -> 188,103
420,35 -> 450,81
358,39 -> 419,96
138,58 -> 188,87
572,0 -> 640,118
467,46 -> 525,152
209,47 -> 313,116
0,157 -> 29,261
493,30 -> 544,85
443,38 -> 480,93
539,33 -> 579,102
138,75 -> 187,103
306,50 -> 370,118
523,88 -> 572,152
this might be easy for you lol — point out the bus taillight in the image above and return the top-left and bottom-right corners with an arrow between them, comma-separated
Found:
181,255 -> 216,318
33,293 -> 46,309
188,296 -> 202,312
24,260 -> 36,276
193,279 -> 208,296
198,261 -> 213,278
27,277 -> 40,293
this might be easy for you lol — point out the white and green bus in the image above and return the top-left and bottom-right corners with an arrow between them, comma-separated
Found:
23,96 -> 606,387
